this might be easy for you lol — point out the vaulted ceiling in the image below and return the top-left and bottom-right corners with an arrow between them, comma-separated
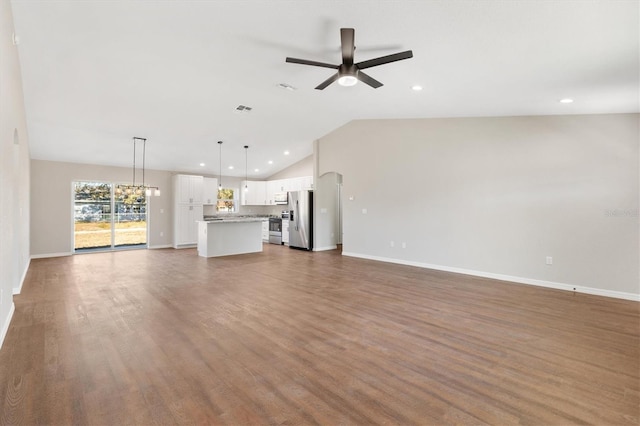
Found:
11,0 -> 639,178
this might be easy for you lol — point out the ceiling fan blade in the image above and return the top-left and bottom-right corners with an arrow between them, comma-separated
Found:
286,57 -> 339,70
315,73 -> 340,90
340,28 -> 355,66
355,50 -> 413,70
357,71 -> 383,89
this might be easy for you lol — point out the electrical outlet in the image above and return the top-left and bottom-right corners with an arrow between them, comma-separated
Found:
402,242 -> 407,249
390,241 -> 395,247
160,231 -> 164,237
362,208 -> 367,214
546,256 -> 553,265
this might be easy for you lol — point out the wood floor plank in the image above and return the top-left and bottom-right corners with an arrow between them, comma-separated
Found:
1,245 -> 638,425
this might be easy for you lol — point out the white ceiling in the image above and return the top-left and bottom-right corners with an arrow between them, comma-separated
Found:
11,0 -> 639,179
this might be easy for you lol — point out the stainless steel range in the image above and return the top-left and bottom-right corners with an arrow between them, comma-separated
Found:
268,217 -> 282,245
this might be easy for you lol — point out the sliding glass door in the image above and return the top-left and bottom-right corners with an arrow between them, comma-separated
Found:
74,181 -> 147,251
114,184 -> 147,247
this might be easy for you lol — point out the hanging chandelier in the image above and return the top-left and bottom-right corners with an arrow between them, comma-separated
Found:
115,137 -> 160,197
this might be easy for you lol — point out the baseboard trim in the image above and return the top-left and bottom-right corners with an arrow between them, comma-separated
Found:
148,244 -> 173,249
314,245 -> 338,252
31,252 -> 72,259
0,303 -> 15,351
341,252 -> 640,302
173,244 -> 196,249
13,258 -> 30,295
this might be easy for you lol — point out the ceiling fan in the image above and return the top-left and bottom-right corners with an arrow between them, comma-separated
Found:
285,28 -> 413,90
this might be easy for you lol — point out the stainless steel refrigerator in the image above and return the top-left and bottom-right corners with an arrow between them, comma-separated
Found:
288,190 -> 313,250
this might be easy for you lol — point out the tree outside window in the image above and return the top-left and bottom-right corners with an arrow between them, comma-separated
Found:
217,188 -> 235,212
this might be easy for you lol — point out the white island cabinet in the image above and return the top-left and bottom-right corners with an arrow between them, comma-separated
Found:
197,219 -> 264,258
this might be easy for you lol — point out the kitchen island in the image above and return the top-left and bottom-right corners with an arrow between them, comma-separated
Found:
197,218 -> 265,258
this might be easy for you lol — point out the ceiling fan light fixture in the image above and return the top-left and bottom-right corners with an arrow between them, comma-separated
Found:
338,75 -> 358,87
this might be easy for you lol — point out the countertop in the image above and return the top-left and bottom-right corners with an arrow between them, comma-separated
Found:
201,215 -> 275,223
199,217 -> 268,223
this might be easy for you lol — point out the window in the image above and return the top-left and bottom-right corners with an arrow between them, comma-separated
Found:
217,188 -> 236,212
73,181 -> 147,251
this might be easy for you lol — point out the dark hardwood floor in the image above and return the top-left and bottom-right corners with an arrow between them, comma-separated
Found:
1,245 -> 638,425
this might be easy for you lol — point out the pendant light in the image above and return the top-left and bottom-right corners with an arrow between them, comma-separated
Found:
244,145 -> 249,192
218,141 -> 223,189
116,137 -> 160,197
143,137 -> 161,196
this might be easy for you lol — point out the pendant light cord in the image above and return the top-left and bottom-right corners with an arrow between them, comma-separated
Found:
132,137 -> 136,189
142,138 -> 146,191
244,145 -> 248,188
218,141 -> 223,188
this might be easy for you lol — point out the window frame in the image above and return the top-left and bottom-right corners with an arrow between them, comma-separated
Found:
216,187 -> 238,212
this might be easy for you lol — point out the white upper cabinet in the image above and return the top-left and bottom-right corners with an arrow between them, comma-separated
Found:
202,177 -> 218,205
240,180 -> 267,205
265,180 -> 280,205
175,174 -> 204,204
242,176 -> 314,206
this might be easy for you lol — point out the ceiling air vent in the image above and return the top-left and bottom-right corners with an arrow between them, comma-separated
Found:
235,105 -> 253,114
277,83 -> 297,91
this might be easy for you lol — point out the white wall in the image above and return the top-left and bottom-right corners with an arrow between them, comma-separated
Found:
317,114 -> 639,299
314,172 -> 341,251
267,155 -> 313,180
0,0 -> 31,348
31,160 -> 174,256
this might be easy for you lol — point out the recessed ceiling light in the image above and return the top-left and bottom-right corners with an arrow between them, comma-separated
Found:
268,160 -> 273,164
228,165 -> 234,170
411,85 -> 423,91
199,163 -> 205,167
254,168 -> 259,172
284,150 -> 290,155
559,98 -> 574,104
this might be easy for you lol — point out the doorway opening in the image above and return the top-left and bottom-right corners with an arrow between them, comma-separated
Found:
73,181 -> 147,252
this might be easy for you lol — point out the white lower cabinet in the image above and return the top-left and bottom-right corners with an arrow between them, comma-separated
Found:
261,221 -> 269,242
174,204 -> 203,247
282,220 -> 289,245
